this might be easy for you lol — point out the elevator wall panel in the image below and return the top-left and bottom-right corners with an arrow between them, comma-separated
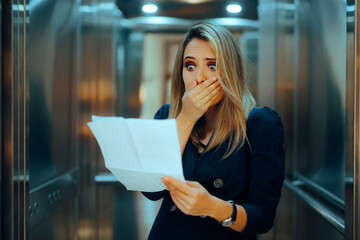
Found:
295,0 -> 346,203
27,0 -> 80,239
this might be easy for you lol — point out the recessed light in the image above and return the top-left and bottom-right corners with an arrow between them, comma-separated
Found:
226,4 -> 242,13
142,4 -> 158,14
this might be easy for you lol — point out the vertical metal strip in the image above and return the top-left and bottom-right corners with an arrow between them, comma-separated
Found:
95,2 -> 101,239
2,0 -> 14,239
0,0 -> 3,237
22,0 -> 26,239
354,1 -> 360,240
16,1 -> 20,239
345,1 -> 355,239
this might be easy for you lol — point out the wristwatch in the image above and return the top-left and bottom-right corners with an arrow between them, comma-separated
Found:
219,200 -> 237,227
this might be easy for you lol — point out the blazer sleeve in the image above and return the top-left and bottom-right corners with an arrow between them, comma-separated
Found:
241,107 -> 285,238
141,104 -> 170,201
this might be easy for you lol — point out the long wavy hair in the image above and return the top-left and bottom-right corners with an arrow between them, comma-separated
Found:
169,22 -> 256,159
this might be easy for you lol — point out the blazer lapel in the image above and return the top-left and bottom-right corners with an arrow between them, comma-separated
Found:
182,142 -> 198,181
194,139 -> 229,183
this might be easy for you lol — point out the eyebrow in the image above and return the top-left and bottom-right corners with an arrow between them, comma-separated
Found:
184,56 -> 216,61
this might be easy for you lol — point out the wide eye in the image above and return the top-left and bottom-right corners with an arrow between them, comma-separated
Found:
209,63 -> 216,71
185,62 -> 196,71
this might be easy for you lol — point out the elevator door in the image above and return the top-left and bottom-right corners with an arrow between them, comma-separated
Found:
27,1 -> 79,239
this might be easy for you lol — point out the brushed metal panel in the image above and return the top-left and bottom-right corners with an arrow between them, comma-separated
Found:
353,1 -> 360,239
28,171 -> 78,230
27,0 -> 80,239
28,0 -> 78,189
258,0 -> 277,108
124,31 -> 143,117
295,0 -> 346,202
0,0 -> 2,235
77,1 -> 99,239
2,0 -> 14,239
77,1 -> 124,239
257,2 -> 296,240
295,198 -> 344,240
2,0 -> 29,239
345,0 -> 356,239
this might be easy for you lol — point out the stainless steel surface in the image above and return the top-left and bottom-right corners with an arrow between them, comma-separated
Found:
258,0 -> 278,109
257,1 -> 295,238
295,0 -> 346,201
354,1 -> 360,239
295,196 -> 345,240
2,0 -> 29,239
345,1 -> 356,239
26,0 -> 80,239
257,0 -> 351,239
123,31 -> 143,117
94,173 -> 125,187
28,170 -> 78,229
2,0 -> 360,239
78,1 -> 124,239
2,1 -> 14,239
293,172 -> 345,209
0,0 -> 2,235
284,178 -> 345,235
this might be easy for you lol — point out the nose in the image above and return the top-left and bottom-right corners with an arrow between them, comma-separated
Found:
195,66 -> 207,84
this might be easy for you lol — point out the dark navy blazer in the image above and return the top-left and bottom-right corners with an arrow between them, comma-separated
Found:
142,104 -> 285,240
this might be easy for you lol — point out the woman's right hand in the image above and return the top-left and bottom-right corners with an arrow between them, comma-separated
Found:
179,77 -> 222,124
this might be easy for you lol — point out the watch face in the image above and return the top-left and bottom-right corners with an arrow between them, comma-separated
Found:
222,218 -> 234,227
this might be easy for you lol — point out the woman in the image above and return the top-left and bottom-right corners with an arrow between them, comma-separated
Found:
142,22 -> 285,240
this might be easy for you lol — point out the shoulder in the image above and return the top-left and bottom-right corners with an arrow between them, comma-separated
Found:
248,106 -> 281,122
247,106 -> 282,127
246,106 -> 284,140
154,104 -> 170,119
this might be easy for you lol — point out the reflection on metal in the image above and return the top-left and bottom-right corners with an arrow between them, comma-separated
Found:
294,172 -> 345,210
0,0 -> 3,237
354,1 -> 360,240
120,16 -> 259,32
2,0 -> 13,239
258,0 -> 355,239
284,179 -> 345,235
94,172 -> 125,187
2,0 -> 28,239
345,0 -> 356,239
294,0 -> 346,201
28,170 -> 78,230
78,0 -> 124,239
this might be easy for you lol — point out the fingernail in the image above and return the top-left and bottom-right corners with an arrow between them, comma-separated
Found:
213,77 -> 216,80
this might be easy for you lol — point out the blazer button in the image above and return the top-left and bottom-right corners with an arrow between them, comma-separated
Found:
200,215 -> 206,218
213,179 -> 224,188
169,205 -> 176,212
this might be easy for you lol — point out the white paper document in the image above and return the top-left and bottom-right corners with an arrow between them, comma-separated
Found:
88,116 -> 185,192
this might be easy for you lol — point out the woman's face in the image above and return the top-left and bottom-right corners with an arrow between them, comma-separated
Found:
182,38 -> 223,105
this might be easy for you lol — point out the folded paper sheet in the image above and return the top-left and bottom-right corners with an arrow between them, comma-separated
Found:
88,116 -> 185,192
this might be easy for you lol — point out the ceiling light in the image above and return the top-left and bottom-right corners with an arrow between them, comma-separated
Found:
142,4 -> 158,14
226,4 -> 242,13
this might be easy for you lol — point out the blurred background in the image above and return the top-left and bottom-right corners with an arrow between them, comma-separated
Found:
1,0 -> 359,239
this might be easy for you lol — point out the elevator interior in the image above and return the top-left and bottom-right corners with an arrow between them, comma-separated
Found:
1,0 -> 359,240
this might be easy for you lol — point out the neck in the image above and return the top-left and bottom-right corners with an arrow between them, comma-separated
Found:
203,104 -> 219,132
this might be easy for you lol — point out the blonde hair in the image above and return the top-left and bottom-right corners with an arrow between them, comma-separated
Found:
169,22 -> 256,159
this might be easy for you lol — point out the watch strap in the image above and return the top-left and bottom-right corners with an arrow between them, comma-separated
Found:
219,200 -> 237,227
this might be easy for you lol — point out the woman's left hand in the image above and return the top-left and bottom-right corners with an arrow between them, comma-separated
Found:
161,176 -> 214,217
